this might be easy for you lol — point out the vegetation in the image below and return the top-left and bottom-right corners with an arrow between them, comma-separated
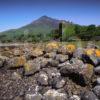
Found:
0,16 -> 100,43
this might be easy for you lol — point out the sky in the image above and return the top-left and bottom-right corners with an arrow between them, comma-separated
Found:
0,0 -> 100,32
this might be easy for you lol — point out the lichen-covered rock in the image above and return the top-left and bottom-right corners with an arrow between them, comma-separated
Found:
93,85 -> 100,99
31,48 -> 44,57
81,91 -> 98,100
24,60 -> 40,76
44,52 -> 56,59
43,89 -> 68,100
45,42 -> 59,52
55,54 -> 68,63
25,93 -> 42,100
66,44 -> 76,54
6,56 -> 26,68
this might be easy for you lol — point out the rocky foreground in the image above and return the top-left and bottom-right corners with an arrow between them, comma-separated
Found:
0,42 -> 100,100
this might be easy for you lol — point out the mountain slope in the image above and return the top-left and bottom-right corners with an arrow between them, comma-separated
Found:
0,16 -> 71,36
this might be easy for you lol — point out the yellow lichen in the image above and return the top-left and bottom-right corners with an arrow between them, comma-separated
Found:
46,42 -> 59,52
84,49 -> 95,56
32,48 -> 43,57
24,63 -> 31,72
66,44 -> 76,53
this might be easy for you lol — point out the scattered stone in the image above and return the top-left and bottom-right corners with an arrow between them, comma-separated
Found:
93,85 -> 100,99
43,89 -> 68,100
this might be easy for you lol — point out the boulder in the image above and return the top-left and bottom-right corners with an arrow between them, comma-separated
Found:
37,71 -> 48,86
96,78 -> 100,85
81,91 -> 98,100
44,52 -> 56,59
94,66 -> 100,74
6,56 -> 26,68
24,60 -> 40,76
60,63 -> 94,85
55,54 -> 68,63
93,85 -> 100,99
43,89 -> 68,100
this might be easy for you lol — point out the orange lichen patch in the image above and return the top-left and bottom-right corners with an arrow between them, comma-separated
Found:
84,49 -> 95,56
95,49 -> 100,57
66,44 -> 76,53
16,56 -> 26,67
46,42 -> 60,52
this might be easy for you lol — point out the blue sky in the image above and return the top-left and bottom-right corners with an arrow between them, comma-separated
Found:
0,0 -> 100,32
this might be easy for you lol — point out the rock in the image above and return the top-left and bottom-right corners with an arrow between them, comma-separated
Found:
42,67 -> 61,79
31,48 -> 44,57
13,48 -> 23,56
58,45 -> 67,54
96,78 -> 100,85
25,93 -> 42,100
66,44 -> 76,54
0,55 -> 9,68
24,60 -> 40,76
73,48 -> 84,59
44,52 -> 56,59
40,58 -> 49,68
55,54 -> 68,63
37,71 -> 48,86
81,91 -> 98,100
60,63 -> 94,85
12,72 -> 22,80
94,66 -> 100,74
48,59 -> 59,67
70,58 -> 84,66
45,42 -> 59,53
93,85 -> 100,99
69,95 -> 80,100
6,56 -> 26,68
43,89 -> 68,100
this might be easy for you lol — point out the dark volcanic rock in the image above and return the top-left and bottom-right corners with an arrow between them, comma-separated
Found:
81,91 -> 98,100
93,85 -> 100,99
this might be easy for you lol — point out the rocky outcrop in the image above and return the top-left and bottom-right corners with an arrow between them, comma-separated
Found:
0,42 -> 100,100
